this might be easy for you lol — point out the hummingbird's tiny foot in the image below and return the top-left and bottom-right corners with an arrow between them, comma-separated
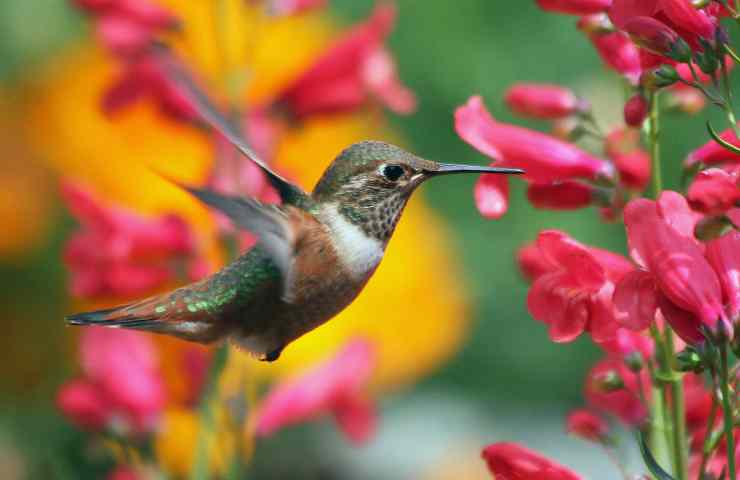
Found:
262,347 -> 284,362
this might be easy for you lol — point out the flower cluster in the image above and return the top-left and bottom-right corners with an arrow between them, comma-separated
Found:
462,1 -> 740,479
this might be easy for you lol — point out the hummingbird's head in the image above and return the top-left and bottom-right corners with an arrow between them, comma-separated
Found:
312,141 -> 522,242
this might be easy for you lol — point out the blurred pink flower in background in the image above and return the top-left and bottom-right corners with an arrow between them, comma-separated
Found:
566,409 -> 610,443
269,0 -> 327,16
482,442 -> 584,479
474,169 -> 509,219
255,339 -> 377,445
687,166 -> 740,216
526,182 -> 595,210
623,93 -> 648,127
61,182 -> 206,299
536,0 -> 612,15
585,356 -> 649,425
275,3 -> 416,118
504,83 -> 586,120
685,125 -> 740,167
57,327 -> 166,434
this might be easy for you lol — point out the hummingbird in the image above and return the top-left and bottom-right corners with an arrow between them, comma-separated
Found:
66,46 -> 524,362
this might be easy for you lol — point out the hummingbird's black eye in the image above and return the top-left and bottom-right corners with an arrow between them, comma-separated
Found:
381,164 -> 405,182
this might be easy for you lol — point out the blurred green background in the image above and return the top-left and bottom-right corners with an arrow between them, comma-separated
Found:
0,1 -> 729,478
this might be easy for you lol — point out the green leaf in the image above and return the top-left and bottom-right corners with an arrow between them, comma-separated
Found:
706,121 -> 740,155
638,431 -> 677,480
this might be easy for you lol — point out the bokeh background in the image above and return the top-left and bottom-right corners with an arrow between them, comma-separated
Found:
0,1 -> 725,478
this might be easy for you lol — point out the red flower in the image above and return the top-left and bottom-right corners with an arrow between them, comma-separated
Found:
61,182 -> 204,299
269,0 -> 327,16
474,168 -> 509,219
623,93 -> 648,127
276,3 -> 416,118
614,192 -> 732,343
621,16 -> 683,57
685,125 -> 740,168
482,442 -> 583,480
525,230 -> 632,342
517,243 -> 554,281
526,182 -> 595,210
585,356 -> 649,425
566,409 -> 610,442
596,327 -> 655,359
687,166 -> 740,216
455,96 -> 613,183
255,339 -> 377,445
57,328 -> 165,434
504,83 -> 586,119
536,0 -> 612,15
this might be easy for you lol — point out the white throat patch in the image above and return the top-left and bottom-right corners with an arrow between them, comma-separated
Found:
322,203 -> 384,280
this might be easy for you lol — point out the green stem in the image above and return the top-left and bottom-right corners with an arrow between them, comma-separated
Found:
189,344 -> 230,480
647,93 -> 662,200
719,343 -> 737,480
664,330 -> 689,480
698,378 -> 719,480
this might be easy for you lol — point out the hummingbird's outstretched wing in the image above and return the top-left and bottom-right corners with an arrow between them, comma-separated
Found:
152,43 -> 310,207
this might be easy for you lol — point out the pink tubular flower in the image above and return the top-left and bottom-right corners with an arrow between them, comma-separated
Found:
57,328 -> 165,434
687,167 -> 740,216
706,230 -> 740,320
585,356 -> 649,425
525,230 -> 632,343
614,192 -> 732,342
482,443 -> 583,480
581,27 -> 642,83
566,409 -> 609,443
269,0 -> 327,16
608,0 -> 717,47
455,96 -> 612,183
613,149 -> 651,191
622,16 -> 682,57
474,169 -> 509,219
255,339 -> 377,445
276,3 -> 416,118
61,182 -> 204,299
623,93 -> 648,127
504,83 -> 585,119
536,0 -> 612,15
685,126 -> 740,168
526,182 -> 595,210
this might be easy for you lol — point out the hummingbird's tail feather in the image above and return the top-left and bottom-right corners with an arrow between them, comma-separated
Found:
65,292 -> 230,343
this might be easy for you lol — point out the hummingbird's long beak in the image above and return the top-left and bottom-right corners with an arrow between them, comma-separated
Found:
433,163 -> 525,175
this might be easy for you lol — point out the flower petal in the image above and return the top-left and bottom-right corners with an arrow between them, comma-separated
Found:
474,171 -> 509,219
613,270 -> 658,330
537,230 -> 606,288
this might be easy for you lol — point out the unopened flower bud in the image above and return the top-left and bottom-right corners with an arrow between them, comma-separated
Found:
566,409 -> 610,443
625,352 -> 644,372
623,17 -> 687,60
505,83 -> 586,120
592,370 -> 625,392
624,94 -> 648,127
536,0 -> 612,15
695,47 -> 719,75
641,65 -> 679,90
676,347 -> 705,373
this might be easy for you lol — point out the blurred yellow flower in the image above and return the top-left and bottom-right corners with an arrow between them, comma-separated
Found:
154,407 -> 235,477
26,1 -> 469,392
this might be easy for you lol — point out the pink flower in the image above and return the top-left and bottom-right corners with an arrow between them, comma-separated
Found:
608,0 -> 717,47
517,242 -> 554,281
667,83 -> 707,114
269,0 -> 327,16
102,56 -> 198,122
566,409 -> 610,442
455,96 -> 613,183
596,328 -> 655,359
706,230 -> 740,320
526,182 -> 595,210
536,0 -> 612,15
685,125 -> 740,168
614,192 -> 732,342
57,328 -> 165,434
585,356 -> 649,425
276,3 -> 416,118
525,230 -> 632,343
581,27 -> 642,83
61,182 -> 204,299
621,16 -> 683,57
623,93 -> 648,127
96,14 -> 152,57
255,339 -> 377,445
504,83 -> 585,119
687,167 -> 740,216
474,168 -> 509,219
613,149 -> 651,190
481,443 -> 584,480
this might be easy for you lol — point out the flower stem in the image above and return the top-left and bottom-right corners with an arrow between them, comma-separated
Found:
719,342 -> 737,480
189,344 -> 230,480
647,92 -> 662,199
663,330 -> 689,480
